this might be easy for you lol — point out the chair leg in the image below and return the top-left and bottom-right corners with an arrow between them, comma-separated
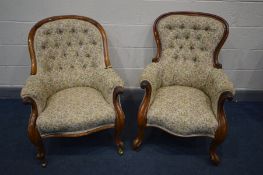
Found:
114,131 -> 124,155
26,97 -> 47,167
209,136 -> 224,166
132,80 -> 151,151
209,92 -> 232,165
132,126 -> 145,151
113,86 -> 125,155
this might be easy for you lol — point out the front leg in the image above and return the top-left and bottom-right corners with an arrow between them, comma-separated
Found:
133,81 -> 151,150
113,86 -> 125,155
23,97 -> 47,167
209,91 -> 233,165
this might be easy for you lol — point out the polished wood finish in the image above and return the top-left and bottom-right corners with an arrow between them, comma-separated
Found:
113,86 -> 126,155
23,97 -> 47,167
133,12 -> 233,165
24,15 -> 125,167
152,11 -> 229,68
210,91 -> 233,165
133,80 -> 151,150
28,15 -> 112,75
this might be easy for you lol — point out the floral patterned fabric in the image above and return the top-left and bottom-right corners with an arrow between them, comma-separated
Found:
21,18 -> 124,135
157,15 -> 225,66
141,14 -> 234,137
21,68 -> 124,112
34,19 -> 105,74
147,86 -> 218,137
37,87 -> 115,135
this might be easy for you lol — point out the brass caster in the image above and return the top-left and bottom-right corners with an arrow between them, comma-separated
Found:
41,160 -> 48,168
117,147 -> 124,156
210,152 -> 220,166
132,138 -> 142,151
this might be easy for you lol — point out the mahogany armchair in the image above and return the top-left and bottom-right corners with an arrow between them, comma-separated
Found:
21,15 -> 125,167
133,12 -> 234,165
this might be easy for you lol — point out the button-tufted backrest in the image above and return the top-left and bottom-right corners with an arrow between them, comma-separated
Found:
155,13 -> 227,67
153,12 -> 229,89
29,16 -> 110,75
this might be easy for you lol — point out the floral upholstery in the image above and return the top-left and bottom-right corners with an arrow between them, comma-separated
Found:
141,14 -> 234,137
21,18 -> 124,135
36,87 -> 115,135
34,19 -> 105,73
147,86 -> 218,137
157,15 -> 225,66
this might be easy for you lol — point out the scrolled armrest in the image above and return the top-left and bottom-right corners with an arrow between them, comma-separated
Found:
21,75 -> 53,113
203,68 -> 235,119
140,62 -> 163,104
93,68 -> 124,106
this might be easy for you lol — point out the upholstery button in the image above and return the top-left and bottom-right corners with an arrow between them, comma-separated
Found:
166,25 -> 172,30
85,53 -> 90,57
67,42 -> 71,46
193,57 -> 197,62
179,45 -> 183,49
63,52 -> 67,57
49,55 -> 55,60
201,47 -> 206,51
44,30 -> 51,35
41,44 -> 46,50
185,35 -> 189,39
180,24 -> 185,29
193,25 -> 197,30
83,64 -> 87,68
59,66 -> 63,70
54,43 -> 59,48
190,46 -> 194,50
70,65 -> 74,69
83,29 -> 88,33
92,40 -> 97,45
205,26 -> 210,31
79,41 -> 83,46
57,28 -> 63,34
70,28 -> 76,33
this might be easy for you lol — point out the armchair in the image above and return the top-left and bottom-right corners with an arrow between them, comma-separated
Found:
133,12 -> 234,165
21,15 -> 125,167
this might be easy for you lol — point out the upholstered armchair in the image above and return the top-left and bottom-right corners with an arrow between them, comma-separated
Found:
21,16 -> 125,167
133,12 -> 234,165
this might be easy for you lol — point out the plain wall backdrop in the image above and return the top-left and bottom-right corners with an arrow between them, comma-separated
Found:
0,0 -> 263,90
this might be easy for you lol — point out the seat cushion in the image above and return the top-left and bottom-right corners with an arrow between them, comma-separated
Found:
147,86 -> 218,137
36,87 -> 115,135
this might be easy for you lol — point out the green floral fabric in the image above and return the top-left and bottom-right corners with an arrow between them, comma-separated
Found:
21,18 -> 124,135
34,19 -> 105,73
141,14 -> 234,137
147,86 -> 218,137
36,87 -> 115,135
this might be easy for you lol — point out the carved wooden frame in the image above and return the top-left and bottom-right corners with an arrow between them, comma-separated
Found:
133,12 -> 233,165
23,15 -> 125,167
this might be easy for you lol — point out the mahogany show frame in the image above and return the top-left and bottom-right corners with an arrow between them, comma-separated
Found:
23,15 -> 125,167
133,12 -> 233,166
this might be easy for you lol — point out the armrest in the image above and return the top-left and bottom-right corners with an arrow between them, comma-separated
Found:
93,68 -> 124,106
203,69 -> 235,119
140,62 -> 163,104
21,75 -> 53,113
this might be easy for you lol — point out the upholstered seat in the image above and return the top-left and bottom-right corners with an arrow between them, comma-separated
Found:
21,16 -> 125,167
147,86 -> 218,137
37,87 -> 115,135
133,12 -> 234,165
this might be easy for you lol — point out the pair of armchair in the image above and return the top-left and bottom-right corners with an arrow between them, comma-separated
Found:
21,12 -> 234,167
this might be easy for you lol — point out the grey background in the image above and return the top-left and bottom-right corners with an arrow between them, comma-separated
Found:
0,0 -> 262,90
